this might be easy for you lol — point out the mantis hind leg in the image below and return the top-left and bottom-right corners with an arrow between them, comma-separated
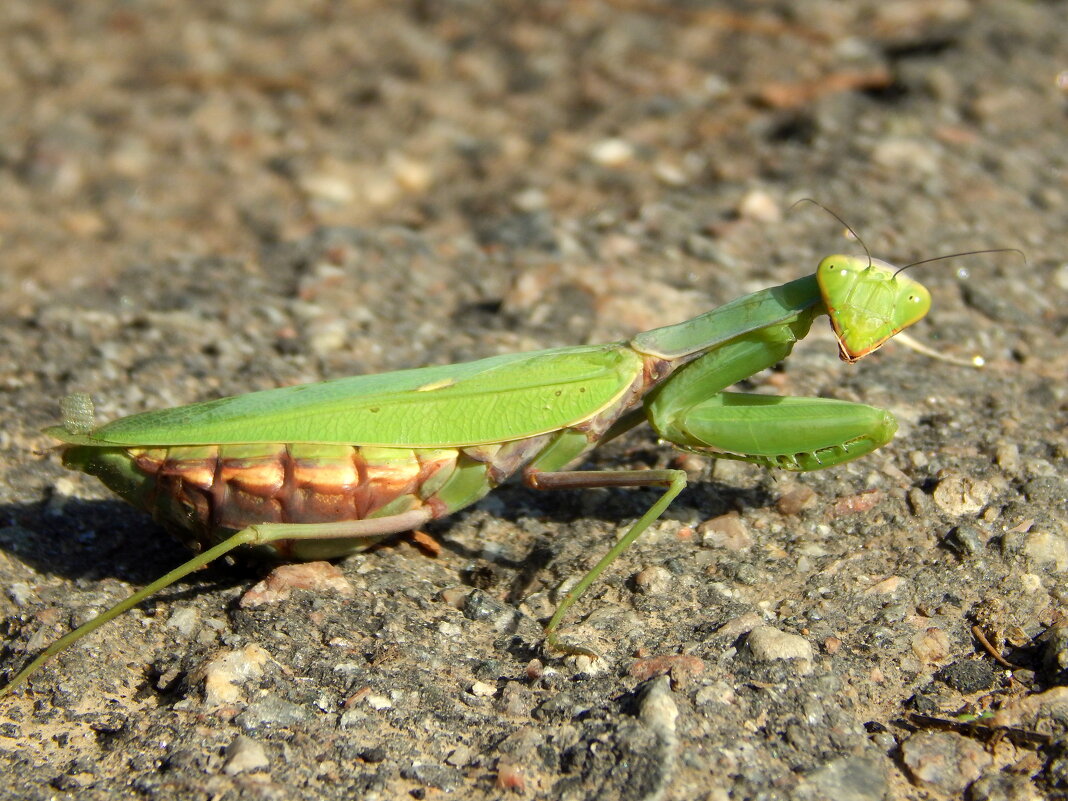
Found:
1,509 -> 432,695
526,468 -> 687,655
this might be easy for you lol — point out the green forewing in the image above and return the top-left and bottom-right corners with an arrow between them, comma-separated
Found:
816,255 -> 931,361
53,345 -> 644,449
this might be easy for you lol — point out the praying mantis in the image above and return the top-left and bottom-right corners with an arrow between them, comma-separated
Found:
1,247 -> 962,694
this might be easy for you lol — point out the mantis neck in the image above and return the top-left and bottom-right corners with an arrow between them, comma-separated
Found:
630,275 -> 823,361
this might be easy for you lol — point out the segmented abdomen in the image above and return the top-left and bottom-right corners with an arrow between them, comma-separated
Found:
64,436 -> 554,557
135,442 -> 454,526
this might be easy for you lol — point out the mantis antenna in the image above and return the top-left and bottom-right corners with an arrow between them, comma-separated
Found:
789,198 -> 873,267
893,248 -> 1027,277
892,248 -> 1026,367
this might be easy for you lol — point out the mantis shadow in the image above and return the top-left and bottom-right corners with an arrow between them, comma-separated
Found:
0,499 -> 258,603
0,467 -> 774,617
433,471 -> 775,607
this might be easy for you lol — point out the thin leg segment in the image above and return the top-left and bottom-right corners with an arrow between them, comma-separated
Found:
526,468 -> 687,653
1,509 -> 431,695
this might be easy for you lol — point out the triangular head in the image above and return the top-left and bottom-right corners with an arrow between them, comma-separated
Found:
816,255 -> 931,363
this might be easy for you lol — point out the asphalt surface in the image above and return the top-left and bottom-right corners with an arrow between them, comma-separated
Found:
0,2 -> 1065,799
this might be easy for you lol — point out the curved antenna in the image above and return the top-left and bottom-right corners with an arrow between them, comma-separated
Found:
789,198 -> 872,267
894,248 -> 1026,277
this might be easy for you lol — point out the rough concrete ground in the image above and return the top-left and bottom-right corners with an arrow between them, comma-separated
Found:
0,2 -> 1066,799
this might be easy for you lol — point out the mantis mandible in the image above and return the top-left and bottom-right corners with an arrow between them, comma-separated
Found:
1,250 -> 958,694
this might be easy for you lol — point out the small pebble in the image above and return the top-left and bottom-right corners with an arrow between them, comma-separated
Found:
445,745 -> 475,767
864,575 -> 905,595
698,512 -> 752,551
911,627 -> 951,666
777,485 -> 817,515
235,694 -> 314,731
715,612 -> 763,639
223,735 -> 269,776
240,562 -> 354,608
496,683 -> 532,717
638,675 -> 679,735
936,659 -> 997,693
901,731 -> 992,794
400,762 -> 462,792
7,582 -> 33,607
736,189 -> 781,223
197,645 -> 271,706
995,442 -> 1020,474
588,138 -> 635,167
628,654 -> 705,686
745,626 -> 813,673
944,524 -> 985,556
365,694 -> 393,711
300,170 -> 355,204
654,160 -> 688,186
165,607 -> 199,637
633,565 -> 671,595
932,474 -> 994,517
495,763 -> 527,793
831,489 -> 883,517
871,138 -> 939,176
390,155 -> 431,193
469,680 -> 496,698
512,187 -> 547,212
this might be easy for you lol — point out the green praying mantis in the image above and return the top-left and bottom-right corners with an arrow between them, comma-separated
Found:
0,239 -> 997,695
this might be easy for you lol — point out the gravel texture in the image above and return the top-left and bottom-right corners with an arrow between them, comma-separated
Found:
1,2 -> 1066,800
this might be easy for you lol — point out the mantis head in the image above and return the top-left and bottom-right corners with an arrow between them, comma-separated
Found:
816,255 -> 931,363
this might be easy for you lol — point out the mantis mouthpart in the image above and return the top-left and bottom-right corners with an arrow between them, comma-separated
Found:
1,251 -> 983,694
